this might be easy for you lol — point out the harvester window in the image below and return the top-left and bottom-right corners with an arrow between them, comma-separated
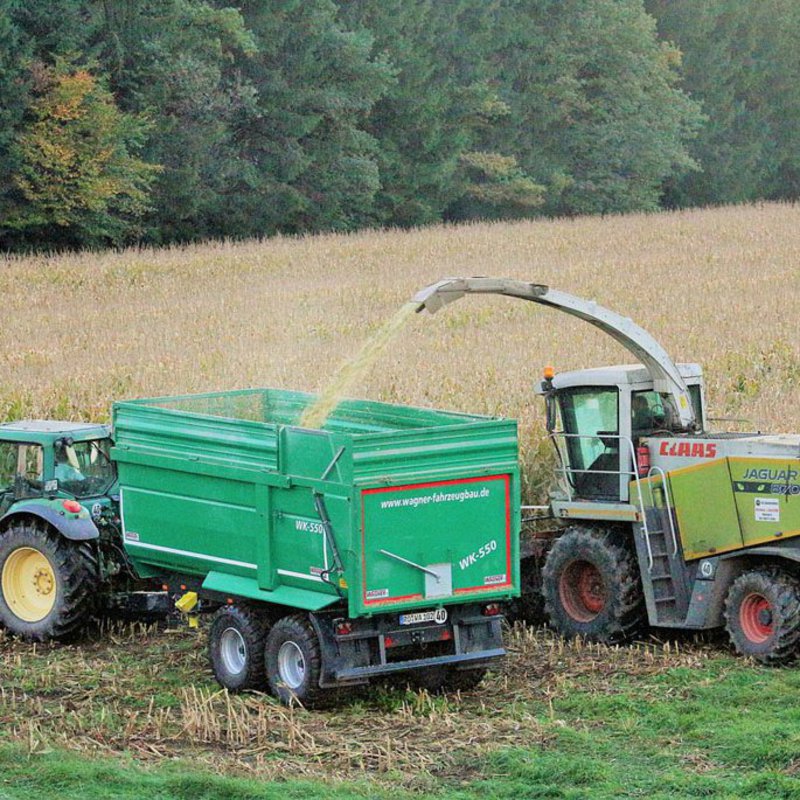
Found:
688,384 -> 704,429
558,388 -> 620,499
632,391 -> 665,434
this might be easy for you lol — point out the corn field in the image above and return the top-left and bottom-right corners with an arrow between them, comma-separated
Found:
2,202 -> 798,501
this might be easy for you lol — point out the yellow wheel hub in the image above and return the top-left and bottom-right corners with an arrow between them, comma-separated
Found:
1,547 -> 57,622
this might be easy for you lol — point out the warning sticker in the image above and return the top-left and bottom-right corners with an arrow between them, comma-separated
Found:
755,498 -> 780,522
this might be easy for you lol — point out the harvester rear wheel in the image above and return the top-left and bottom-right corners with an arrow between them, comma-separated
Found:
724,568 -> 800,665
542,525 -> 644,643
0,520 -> 96,641
264,614 -> 325,707
208,605 -> 269,692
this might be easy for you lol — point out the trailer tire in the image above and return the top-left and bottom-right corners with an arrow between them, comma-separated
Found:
0,520 -> 96,641
724,568 -> 800,665
542,525 -> 644,643
208,605 -> 269,692
265,614 -> 325,707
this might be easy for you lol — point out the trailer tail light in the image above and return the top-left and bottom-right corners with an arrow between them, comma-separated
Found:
335,620 -> 353,636
482,603 -> 501,617
636,444 -> 651,478
62,500 -> 82,514
384,636 -> 395,648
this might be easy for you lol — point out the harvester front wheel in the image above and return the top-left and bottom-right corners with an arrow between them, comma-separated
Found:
265,614 -> 324,706
724,568 -> 800,665
542,526 -> 644,643
208,605 -> 269,692
0,521 -> 96,641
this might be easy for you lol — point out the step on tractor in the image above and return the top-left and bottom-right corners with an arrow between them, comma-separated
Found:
414,278 -> 800,664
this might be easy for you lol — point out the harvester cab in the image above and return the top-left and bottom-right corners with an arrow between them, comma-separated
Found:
0,421 -> 121,640
536,362 -> 707,507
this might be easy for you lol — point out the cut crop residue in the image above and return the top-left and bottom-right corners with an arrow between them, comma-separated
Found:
299,300 -> 419,429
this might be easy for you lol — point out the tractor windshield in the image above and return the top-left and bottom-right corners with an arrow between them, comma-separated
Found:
55,439 -> 116,498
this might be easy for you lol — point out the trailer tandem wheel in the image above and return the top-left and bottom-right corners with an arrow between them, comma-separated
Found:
208,605 -> 269,691
264,614 -> 325,707
724,568 -> 800,665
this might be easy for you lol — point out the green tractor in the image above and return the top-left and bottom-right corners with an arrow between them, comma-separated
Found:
0,421 -> 127,640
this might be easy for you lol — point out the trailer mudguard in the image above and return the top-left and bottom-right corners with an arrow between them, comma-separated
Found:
0,501 -> 100,541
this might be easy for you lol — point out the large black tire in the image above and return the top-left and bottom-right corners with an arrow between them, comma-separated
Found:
542,525 -> 645,643
264,614 -> 325,707
0,520 -> 96,641
724,568 -> 800,665
208,605 -> 269,692
507,555 -> 546,625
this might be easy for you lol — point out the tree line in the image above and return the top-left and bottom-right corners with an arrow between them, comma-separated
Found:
0,0 -> 796,251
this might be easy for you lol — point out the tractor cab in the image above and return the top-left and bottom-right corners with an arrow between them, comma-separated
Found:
0,421 -> 117,517
537,364 -> 706,509
0,421 -> 129,641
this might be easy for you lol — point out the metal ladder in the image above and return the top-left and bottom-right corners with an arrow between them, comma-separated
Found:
641,468 -> 685,624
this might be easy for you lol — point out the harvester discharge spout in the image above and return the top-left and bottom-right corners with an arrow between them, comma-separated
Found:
413,276 -> 699,431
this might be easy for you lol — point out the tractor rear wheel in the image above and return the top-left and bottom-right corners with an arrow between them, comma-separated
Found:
724,568 -> 800,665
542,525 -> 645,643
208,605 -> 269,692
0,521 -> 96,641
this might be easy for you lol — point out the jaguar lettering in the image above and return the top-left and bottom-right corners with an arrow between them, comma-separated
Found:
742,467 -> 798,482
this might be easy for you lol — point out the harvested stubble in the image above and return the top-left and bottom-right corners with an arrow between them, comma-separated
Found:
0,621 -> 716,785
1,203 -> 797,500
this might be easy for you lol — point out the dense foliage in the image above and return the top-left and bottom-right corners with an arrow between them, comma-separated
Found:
0,0 -> 794,250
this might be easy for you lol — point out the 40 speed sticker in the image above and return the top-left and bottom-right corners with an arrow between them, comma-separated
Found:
399,608 -> 448,626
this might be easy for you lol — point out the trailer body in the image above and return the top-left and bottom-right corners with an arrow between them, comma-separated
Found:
112,388 -> 519,694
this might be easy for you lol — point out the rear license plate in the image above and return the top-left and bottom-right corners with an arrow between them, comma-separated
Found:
398,608 -> 448,626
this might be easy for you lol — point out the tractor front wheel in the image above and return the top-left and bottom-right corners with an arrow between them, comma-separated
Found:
724,568 -> 800,664
0,521 -> 96,641
542,526 -> 645,643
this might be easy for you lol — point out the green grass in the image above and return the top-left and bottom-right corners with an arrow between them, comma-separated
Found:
3,627 -> 800,799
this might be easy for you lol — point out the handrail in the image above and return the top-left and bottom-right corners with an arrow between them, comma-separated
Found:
548,431 -> 652,569
647,466 -> 679,557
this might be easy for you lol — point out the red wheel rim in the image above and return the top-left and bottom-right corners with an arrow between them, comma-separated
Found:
739,592 -> 773,644
559,560 -> 606,622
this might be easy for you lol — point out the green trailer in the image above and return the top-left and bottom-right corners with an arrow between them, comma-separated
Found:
112,388 -> 520,704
